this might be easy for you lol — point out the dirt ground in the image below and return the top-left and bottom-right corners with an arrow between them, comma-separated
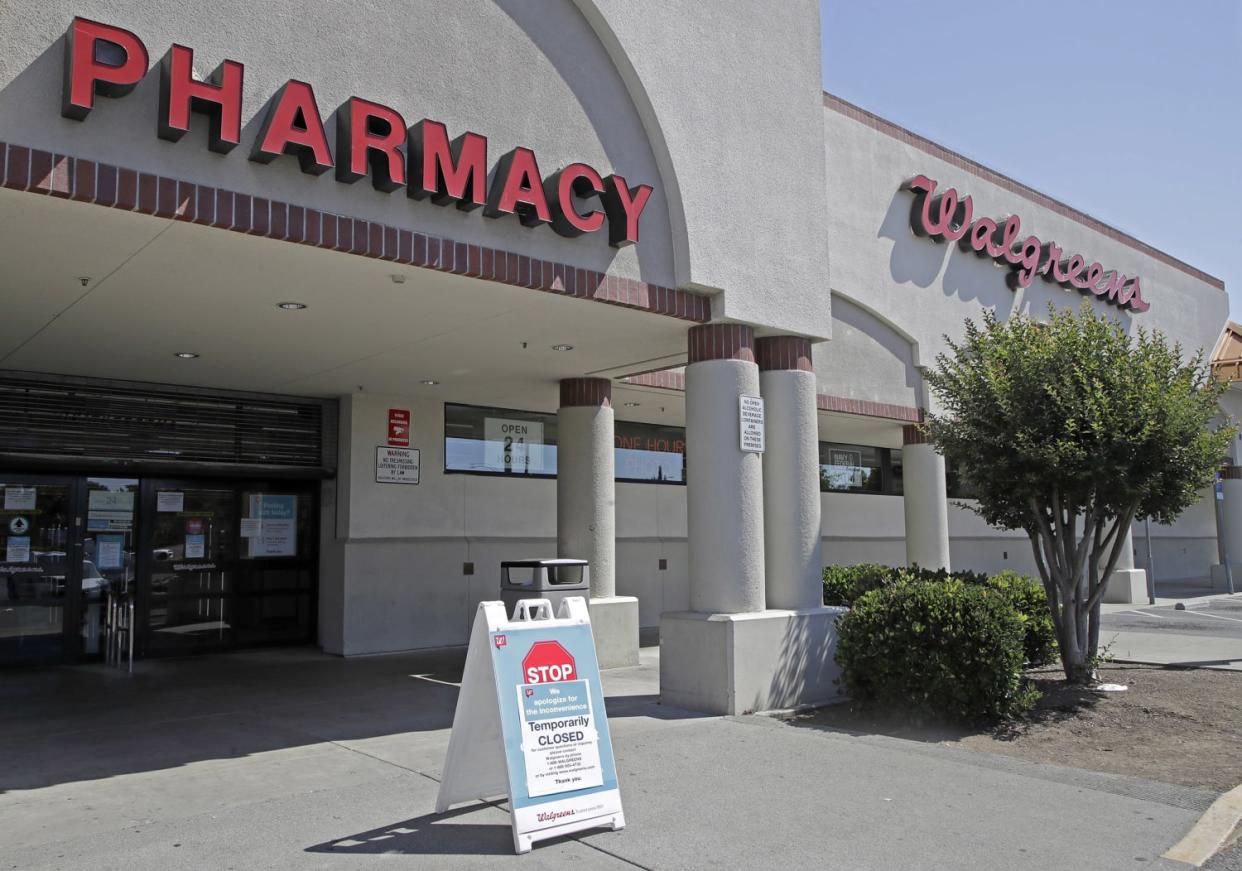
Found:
790,663 -> 1242,793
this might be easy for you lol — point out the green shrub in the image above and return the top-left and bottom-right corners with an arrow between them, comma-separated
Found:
980,571 -> 1058,667
835,580 -> 1037,721
822,563 -> 898,607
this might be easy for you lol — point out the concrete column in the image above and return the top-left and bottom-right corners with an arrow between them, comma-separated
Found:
1103,522 -> 1148,603
1211,465 -> 1242,589
901,425 -> 951,571
685,324 -> 766,613
757,336 -> 823,610
663,325 -> 844,715
557,378 -> 615,596
558,378 -> 637,667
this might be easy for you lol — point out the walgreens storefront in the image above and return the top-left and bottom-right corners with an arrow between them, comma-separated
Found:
0,5 -> 1227,715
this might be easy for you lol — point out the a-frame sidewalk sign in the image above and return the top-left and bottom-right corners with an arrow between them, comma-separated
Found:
436,596 -> 625,854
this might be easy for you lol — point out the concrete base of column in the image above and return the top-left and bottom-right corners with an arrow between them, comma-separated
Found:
1103,569 -> 1148,604
659,607 -> 846,715
1208,564 -> 1240,590
588,596 -> 639,669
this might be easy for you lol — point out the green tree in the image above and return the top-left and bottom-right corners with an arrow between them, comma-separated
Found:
923,304 -> 1232,684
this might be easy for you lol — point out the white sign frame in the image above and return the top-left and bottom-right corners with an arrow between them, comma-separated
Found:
436,597 -> 624,854
739,394 -> 765,453
375,446 -> 420,484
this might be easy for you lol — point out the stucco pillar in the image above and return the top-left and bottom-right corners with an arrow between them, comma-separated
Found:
1211,465 -> 1242,590
557,378 -> 637,667
757,336 -> 823,610
901,425 -> 951,571
557,378 -> 615,597
1103,522 -> 1148,603
685,324 -> 766,613
662,324 -> 844,716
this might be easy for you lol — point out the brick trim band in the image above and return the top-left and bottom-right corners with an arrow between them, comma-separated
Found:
902,424 -> 930,445
0,140 -> 711,324
621,370 -> 924,423
755,336 -> 813,372
823,93 -> 1224,291
687,324 -> 756,364
1222,465 -> 1242,480
819,395 -> 923,424
559,377 -> 612,408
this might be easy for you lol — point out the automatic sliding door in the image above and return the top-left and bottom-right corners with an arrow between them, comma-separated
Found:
145,481 -> 237,654
0,476 -> 75,664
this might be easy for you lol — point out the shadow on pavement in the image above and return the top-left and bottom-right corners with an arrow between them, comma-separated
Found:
305,802 -> 518,856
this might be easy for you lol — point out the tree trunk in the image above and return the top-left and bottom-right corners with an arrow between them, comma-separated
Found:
1058,597 -> 1092,683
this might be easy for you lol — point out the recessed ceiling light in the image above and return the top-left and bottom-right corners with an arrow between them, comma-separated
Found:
277,301 -> 307,310
420,379 -> 439,386
174,352 -> 199,359
551,344 -> 574,352
624,401 -> 640,407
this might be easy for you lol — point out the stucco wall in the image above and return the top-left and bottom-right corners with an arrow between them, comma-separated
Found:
0,1 -> 674,286
325,379 -> 1226,653
0,0 -> 832,338
579,0 -> 831,337
815,293 -> 921,408
823,102 -> 1228,418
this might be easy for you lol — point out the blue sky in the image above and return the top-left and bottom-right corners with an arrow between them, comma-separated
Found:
821,0 -> 1242,323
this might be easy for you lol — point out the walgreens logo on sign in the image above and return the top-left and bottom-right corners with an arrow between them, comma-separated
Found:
903,174 -> 1150,313
60,18 -> 653,247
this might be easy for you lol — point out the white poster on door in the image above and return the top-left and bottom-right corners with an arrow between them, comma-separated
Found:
3,487 -> 36,511
156,491 -> 185,513
96,534 -> 124,570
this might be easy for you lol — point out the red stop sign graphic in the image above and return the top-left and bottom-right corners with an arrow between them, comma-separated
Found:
522,640 -> 577,684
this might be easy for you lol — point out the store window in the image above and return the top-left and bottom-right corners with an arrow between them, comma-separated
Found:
444,404 -> 559,477
444,404 -> 687,484
615,420 -> 686,484
819,442 -> 886,493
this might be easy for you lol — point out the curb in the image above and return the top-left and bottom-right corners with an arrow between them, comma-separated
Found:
1164,782 -> 1242,866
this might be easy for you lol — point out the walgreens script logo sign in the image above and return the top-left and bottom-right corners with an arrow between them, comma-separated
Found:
522,641 -> 576,684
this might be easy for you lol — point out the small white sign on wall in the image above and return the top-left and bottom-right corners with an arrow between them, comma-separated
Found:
739,395 -> 765,453
376,446 -> 420,484
484,418 -> 545,473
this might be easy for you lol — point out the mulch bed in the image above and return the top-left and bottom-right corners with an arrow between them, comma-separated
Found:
790,663 -> 1242,793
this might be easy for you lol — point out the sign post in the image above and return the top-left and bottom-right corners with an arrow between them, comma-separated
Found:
436,597 -> 624,854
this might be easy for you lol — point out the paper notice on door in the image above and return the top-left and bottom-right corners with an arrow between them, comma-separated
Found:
184,533 -> 206,559
6,536 -> 30,564
246,495 -> 298,557
157,491 -> 185,513
240,518 -> 261,538
96,534 -> 124,570
3,487 -> 36,511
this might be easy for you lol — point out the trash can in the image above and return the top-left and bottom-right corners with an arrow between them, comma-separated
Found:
500,558 -> 590,617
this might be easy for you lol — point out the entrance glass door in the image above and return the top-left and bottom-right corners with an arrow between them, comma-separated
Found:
144,480 -> 238,655
0,475 -> 75,664
80,477 -> 139,657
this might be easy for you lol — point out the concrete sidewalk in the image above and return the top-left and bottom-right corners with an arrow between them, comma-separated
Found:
0,646 -> 1214,870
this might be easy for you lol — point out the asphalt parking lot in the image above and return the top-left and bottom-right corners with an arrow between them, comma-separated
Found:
1100,594 -> 1242,670
1102,596 -> 1242,639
